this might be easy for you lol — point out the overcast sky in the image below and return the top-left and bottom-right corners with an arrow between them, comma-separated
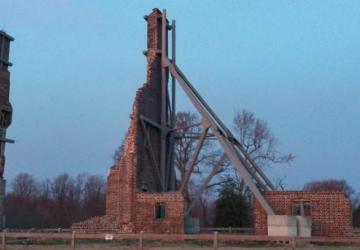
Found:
1,0 -> 359,192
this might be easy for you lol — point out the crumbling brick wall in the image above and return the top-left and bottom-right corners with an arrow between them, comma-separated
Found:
254,191 -> 354,237
73,9 -> 184,234
105,7 -> 166,225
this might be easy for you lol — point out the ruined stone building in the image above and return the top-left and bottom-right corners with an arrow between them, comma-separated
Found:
73,9 -> 354,237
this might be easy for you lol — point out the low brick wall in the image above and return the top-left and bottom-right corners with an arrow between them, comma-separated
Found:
254,191 -> 354,237
136,192 -> 184,234
72,215 -> 120,233
73,192 -> 184,234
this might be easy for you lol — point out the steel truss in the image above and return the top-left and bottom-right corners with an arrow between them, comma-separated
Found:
148,9 -> 276,215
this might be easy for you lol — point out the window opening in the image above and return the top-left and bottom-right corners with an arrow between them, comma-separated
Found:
155,203 -> 166,219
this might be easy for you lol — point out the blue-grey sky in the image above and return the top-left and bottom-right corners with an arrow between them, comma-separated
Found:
1,1 -> 359,191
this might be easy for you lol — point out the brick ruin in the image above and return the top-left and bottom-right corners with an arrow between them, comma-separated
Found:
73,9 -> 355,237
0,31 -> 14,229
72,9 -> 184,234
254,191 -> 355,237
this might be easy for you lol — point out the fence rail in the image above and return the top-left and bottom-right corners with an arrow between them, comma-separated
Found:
1,230 -> 360,249
200,227 -> 254,234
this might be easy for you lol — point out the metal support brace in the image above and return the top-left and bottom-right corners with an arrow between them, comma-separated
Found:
169,122 -> 202,132
234,142 -> 275,190
166,19 -> 177,191
179,126 -> 210,193
140,119 -> 163,190
165,57 -> 275,215
186,154 -> 227,215
140,115 -> 162,130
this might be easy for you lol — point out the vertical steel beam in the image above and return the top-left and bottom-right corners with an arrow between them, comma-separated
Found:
168,19 -> 177,191
171,20 -> 176,128
160,9 -> 168,191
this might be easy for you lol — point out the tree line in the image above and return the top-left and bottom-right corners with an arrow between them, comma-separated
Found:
5,173 -> 105,229
6,109 -> 359,229
5,172 -> 360,229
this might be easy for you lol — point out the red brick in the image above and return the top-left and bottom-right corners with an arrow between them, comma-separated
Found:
72,9 -> 184,234
253,191 -> 354,237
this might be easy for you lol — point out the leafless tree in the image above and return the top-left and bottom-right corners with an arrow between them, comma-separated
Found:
229,109 -> 294,195
174,111 -> 223,204
82,175 -> 106,218
233,109 -> 294,166
303,179 -> 355,199
50,173 -> 77,227
5,172 -> 107,229
11,172 -> 39,199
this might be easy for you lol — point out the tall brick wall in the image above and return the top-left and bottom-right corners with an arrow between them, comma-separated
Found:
254,191 -> 354,237
73,9 -> 184,234
105,7 -> 166,228
136,8 -> 163,192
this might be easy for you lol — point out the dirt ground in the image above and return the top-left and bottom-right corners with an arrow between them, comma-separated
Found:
4,243 -> 360,250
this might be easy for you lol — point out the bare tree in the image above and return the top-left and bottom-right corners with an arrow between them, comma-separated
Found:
6,173 -> 40,228
230,109 -> 294,194
50,173 -> 77,227
174,112 -> 202,180
233,109 -> 294,165
11,173 -> 38,199
82,175 -> 106,218
303,179 -> 355,199
5,172 -> 107,229
174,111 -> 222,204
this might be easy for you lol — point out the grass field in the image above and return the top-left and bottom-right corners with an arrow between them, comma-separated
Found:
2,232 -> 360,250
3,241 -> 360,250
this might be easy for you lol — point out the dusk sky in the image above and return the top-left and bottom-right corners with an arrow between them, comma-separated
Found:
1,1 -> 359,192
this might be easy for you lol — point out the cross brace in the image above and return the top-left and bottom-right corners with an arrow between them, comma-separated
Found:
164,57 -> 275,215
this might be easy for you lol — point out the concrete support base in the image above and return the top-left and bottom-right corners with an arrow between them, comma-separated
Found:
267,215 -> 311,237
296,216 -> 312,237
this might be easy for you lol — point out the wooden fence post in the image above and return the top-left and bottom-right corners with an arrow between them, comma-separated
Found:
290,237 -> 296,250
71,231 -> 76,249
1,230 -> 5,250
213,231 -> 218,250
139,231 -> 144,250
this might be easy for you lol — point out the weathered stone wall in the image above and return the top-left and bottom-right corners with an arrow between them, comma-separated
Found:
254,191 -> 354,237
